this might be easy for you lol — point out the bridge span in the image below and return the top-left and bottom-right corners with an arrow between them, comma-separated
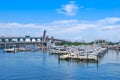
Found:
0,30 -> 70,49
0,36 -> 68,48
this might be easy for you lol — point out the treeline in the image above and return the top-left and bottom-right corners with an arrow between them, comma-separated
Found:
57,41 -> 94,46
107,42 -> 119,45
57,41 -> 119,46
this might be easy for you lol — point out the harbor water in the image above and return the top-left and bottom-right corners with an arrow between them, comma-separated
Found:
0,49 -> 120,80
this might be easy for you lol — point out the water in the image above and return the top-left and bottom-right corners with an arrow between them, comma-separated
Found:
0,49 -> 120,80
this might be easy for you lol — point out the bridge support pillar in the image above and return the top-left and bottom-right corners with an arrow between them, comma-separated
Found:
2,39 -> 5,42
8,39 -> 12,42
23,38 -> 26,42
30,38 -> 32,42
35,38 -> 38,42
17,38 -> 20,42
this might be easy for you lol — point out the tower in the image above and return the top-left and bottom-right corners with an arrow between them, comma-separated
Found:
42,30 -> 46,42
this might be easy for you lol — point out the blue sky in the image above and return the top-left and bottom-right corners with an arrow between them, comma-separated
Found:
0,0 -> 120,42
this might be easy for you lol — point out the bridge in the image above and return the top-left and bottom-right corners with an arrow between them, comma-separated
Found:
0,30 -> 69,48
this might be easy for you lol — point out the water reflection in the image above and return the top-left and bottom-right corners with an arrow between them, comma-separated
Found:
58,59 -> 99,67
0,49 -> 120,80
2,49 -> 120,68
57,51 -> 108,67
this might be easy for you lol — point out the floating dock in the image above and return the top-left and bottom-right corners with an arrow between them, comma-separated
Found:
50,46 -> 107,62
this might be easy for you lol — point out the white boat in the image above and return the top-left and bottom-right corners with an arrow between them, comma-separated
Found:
49,46 -> 68,54
4,48 -> 17,52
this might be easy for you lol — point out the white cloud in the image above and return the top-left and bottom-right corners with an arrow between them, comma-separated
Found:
0,23 -> 47,28
97,17 -> 120,24
56,1 -> 79,16
74,36 -> 82,42
0,17 -> 120,41
52,19 -> 78,24
0,17 -> 120,32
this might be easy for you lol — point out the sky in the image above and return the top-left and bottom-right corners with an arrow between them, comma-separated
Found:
0,0 -> 120,42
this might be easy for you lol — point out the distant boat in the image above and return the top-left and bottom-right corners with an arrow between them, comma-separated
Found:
4,48 -> 17,52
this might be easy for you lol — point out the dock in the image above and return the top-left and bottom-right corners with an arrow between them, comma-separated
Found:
49,45 -> 107,62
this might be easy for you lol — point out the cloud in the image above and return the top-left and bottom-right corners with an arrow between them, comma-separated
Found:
97,17 -> 120,24
0,23 -> 48,29
52,19 -> 78,24
0,17 -> 120,32
0,17 -> 120,41
56,1 -> 80,16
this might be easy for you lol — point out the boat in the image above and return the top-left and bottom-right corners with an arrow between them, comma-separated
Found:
49,46 -> 68,54
4,48 -> 17,52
